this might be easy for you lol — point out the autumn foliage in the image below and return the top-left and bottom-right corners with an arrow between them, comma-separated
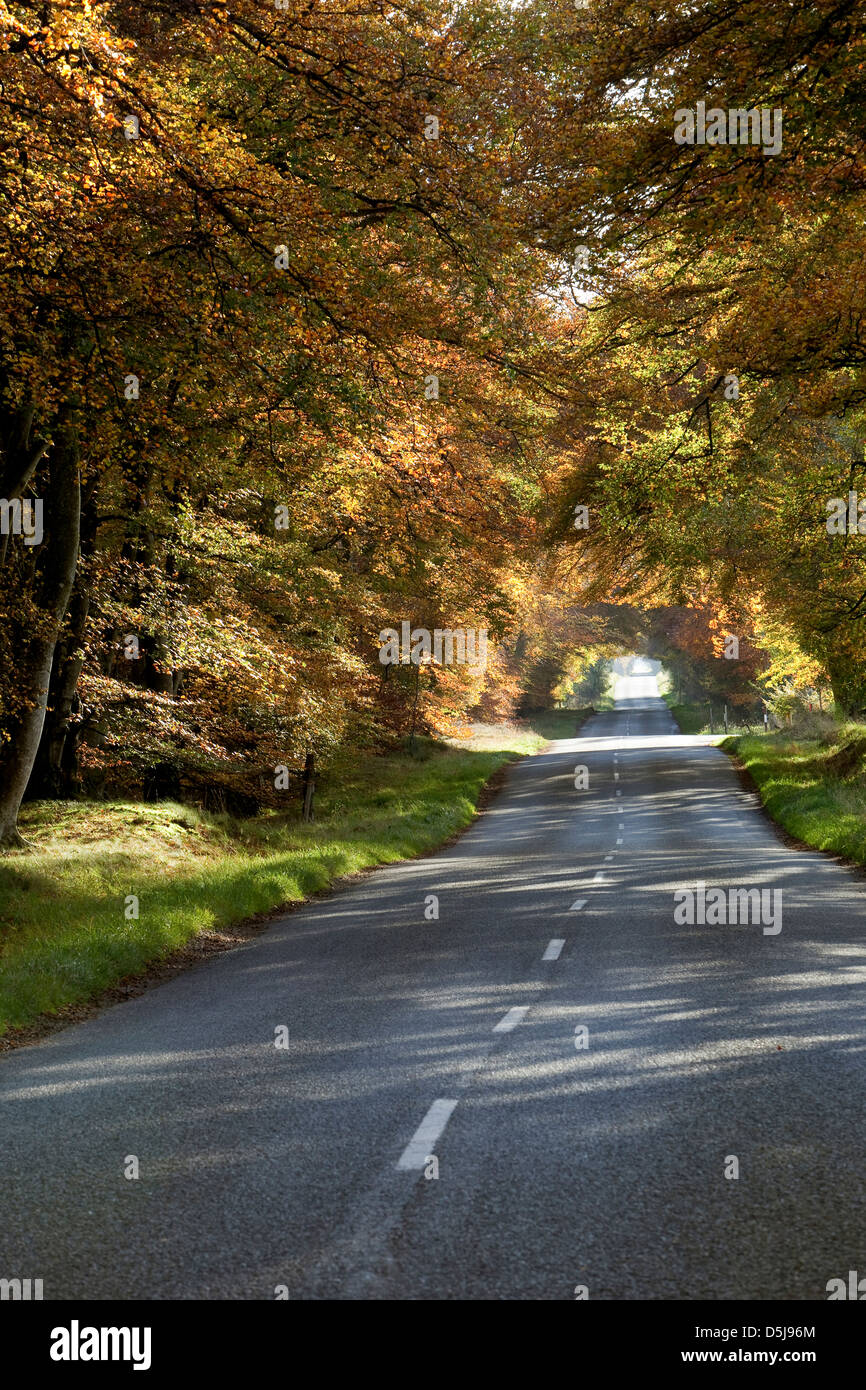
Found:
2,1 -> 865,841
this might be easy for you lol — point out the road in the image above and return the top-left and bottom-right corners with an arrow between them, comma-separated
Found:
2,682 -> 865,1300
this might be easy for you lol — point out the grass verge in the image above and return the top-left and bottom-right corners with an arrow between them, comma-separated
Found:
666,694 -> 759,737
0,718 -> 567,1039
723,727 -> 866,865
667,701 -> 709,734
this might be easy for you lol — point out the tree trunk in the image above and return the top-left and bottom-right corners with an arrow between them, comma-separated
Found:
301,753 -> 316,822
27,469 -> 98,799
26,576 -> 90,799
825,648 -> 866,718
0,425 -> 80,845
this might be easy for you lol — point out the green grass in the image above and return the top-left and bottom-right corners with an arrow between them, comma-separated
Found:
724,726 -> 866,865
667,701 -> 709,734
0,727 -> 551,1036
665,695 -> 756,736
515,707 -> 598,740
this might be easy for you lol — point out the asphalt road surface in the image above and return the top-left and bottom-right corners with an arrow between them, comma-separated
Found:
2,682 -> 865,1300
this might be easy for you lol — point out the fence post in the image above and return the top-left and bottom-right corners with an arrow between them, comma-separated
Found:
302,752 -> 316,822
708,702 -> 713,733
409,660 -> 421,751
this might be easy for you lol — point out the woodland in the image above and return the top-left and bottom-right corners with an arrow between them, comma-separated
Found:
2,0 -> 866,846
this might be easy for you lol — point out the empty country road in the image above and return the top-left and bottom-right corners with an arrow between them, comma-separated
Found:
2,681 -> 865,1301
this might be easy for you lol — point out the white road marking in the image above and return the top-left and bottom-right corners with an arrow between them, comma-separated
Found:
593,870 -> 606,882
618,821 -> 624,829
616,789 -> 622,797
543,938 -> 565,961
614,771 -> 619,781
396,1099 -> 458,1170
616,837 -> 623,845
604,854 -> 613,861
570,898 -> 588,911
493,1005 -> 529,1033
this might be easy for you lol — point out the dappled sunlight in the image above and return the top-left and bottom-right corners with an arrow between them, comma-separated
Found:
2,693 -> 866,1301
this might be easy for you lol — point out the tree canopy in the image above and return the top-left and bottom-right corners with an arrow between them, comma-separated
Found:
1,0 -> 865,841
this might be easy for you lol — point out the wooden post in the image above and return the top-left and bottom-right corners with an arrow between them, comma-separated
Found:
302,752 -> 316,822
409,658 -> 422,750
724,703 -> 728,734
708,702 -> 713,733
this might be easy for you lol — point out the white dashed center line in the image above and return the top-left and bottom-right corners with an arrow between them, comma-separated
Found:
570,898 -> 588,911
543,938 -> 565,961
616,837 -> 623,845
397,1099 -> 458,1170
592,870 -> 606,882
493,1006 -> 529,1033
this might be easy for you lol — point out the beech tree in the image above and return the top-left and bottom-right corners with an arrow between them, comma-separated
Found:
0,0 -> 562,841
5,0 -> 866,848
